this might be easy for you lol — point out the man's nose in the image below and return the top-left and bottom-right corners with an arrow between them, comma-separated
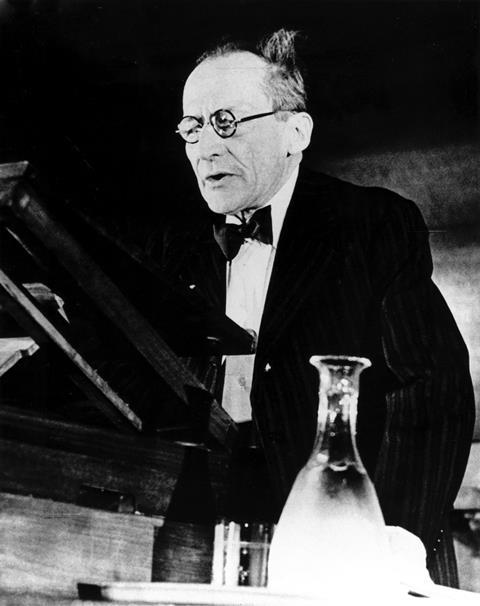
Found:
197,122 -> 225,159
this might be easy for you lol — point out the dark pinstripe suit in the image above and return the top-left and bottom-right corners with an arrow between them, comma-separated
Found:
165,166 -> 475,586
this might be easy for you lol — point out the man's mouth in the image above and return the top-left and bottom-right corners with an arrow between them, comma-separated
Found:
204,172 -> 233,184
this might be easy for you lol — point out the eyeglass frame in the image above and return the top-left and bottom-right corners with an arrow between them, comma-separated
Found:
175,108 -> 294,143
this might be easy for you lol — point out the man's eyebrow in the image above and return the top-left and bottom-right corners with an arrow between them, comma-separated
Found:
181,113 -> 203,120
224,104 -> 258,114
182,104 -> 257,119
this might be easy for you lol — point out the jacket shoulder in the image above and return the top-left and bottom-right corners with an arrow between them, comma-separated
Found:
301,167 -> 426,230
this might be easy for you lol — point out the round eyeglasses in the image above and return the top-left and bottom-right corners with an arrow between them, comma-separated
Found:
176,109 -> 283,143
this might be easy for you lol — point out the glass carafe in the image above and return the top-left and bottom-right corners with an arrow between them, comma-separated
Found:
268,355 -> 397,598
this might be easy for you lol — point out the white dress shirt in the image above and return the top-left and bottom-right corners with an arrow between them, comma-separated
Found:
222,167 -> 299,422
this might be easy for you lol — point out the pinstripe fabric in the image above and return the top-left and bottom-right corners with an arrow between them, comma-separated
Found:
427,520 -> 459,587
163,166 -> 475,586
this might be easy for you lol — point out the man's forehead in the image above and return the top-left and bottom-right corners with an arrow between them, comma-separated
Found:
182,52 -> 269,111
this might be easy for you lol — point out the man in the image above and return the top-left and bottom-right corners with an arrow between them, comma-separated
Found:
167,29 -> 474,586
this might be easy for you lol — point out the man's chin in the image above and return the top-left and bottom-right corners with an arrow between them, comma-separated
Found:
203,195 -> 246,216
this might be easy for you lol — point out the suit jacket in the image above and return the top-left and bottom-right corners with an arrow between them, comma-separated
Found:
160,166 -> 475,584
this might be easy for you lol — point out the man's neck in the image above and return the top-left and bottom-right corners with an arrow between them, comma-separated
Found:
233,161 -> 301,223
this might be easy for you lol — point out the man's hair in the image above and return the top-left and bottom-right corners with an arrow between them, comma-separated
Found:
197,29 -> 307,113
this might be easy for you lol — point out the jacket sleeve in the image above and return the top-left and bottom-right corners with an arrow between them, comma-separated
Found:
371,196 -> 475,555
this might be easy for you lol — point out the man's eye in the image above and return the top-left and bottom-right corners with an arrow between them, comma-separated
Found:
186,123 -> 202,135
214,112 -> 234,129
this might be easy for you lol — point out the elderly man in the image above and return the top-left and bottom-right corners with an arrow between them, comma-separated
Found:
168,29 -> 474,586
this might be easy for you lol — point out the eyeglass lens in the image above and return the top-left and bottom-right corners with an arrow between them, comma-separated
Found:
211,110 -> 236,136
177,116 -> 203,142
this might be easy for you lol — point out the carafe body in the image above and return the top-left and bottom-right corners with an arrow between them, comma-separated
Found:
268,356 -> 397,598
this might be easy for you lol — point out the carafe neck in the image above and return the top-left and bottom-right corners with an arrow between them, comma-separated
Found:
309,356 -> 370,472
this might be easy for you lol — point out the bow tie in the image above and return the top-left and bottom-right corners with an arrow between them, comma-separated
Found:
213,206 -> 273,261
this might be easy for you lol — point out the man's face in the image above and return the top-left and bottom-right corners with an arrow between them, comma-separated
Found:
182,52 -> 292,215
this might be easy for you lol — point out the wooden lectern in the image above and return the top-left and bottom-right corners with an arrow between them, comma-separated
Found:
0,161 -> 254,597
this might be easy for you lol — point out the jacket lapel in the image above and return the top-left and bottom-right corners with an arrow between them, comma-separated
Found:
168,213 -> 226,311
257,167 -> 342,358
197,229 -> 226,311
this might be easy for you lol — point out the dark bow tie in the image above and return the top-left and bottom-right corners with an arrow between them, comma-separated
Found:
213,206 -> 273,261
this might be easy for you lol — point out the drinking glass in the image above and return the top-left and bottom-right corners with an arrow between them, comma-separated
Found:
211,520 -> 274,587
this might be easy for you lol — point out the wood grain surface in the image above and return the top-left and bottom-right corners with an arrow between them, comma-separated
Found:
0,492 -> 159,596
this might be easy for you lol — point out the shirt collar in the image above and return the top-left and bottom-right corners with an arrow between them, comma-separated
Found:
226,166 -> 299,247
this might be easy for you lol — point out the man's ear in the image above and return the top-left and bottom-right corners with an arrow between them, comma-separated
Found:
286,112 -> 314,156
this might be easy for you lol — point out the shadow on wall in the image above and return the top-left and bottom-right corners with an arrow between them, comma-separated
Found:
315,141 -> 480,438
